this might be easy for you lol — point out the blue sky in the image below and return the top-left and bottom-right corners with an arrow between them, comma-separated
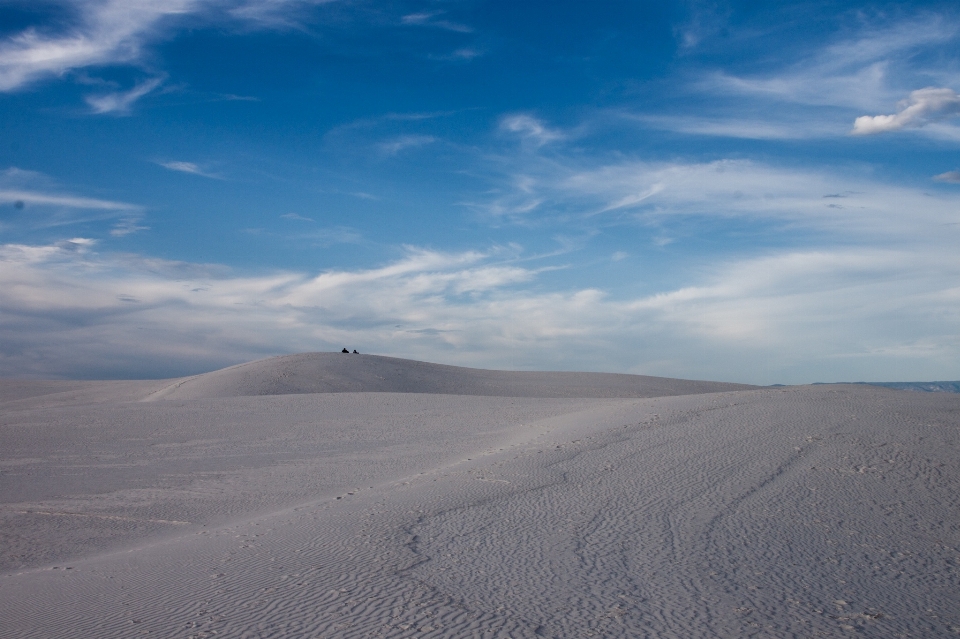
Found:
1,0 -> 959,383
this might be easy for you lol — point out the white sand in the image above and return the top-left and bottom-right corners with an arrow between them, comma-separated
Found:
1,354 -> 958,637
143,352 -> 758,400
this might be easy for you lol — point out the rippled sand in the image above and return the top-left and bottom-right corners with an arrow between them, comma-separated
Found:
1,354 -> 958,637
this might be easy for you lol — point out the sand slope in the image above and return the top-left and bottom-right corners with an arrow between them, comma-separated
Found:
1,356 -> 958,638
143,352 -> 757,400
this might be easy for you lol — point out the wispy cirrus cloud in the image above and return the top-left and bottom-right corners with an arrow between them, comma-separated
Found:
0,188 -> 137,211
704,16 -> 959,110
0,167 -> 144,234
646,15 -> 960,141
378,135 -> 436,156
86,76 -> 165,114
0,0 -> 196,92
158,160 -> 223,179
280,212 -> 314,221
476,154 -> 960,243
401,11 -> 472,33
327,110 -> 456,134
242,224 -> 362,247
2,238 -> 958,383
501,115 -> 564,147
0,0 -> 336,99
630,113 -> 844,140
109,217 -> 150,237
226,0 -> 338,28
446,47 -> 482,60
0,167 -> 137,211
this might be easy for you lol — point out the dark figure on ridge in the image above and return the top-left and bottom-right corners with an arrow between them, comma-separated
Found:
353,350 -> 359,354
341,348 -> 349,353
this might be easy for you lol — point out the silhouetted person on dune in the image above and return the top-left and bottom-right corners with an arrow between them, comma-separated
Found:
341,348 -> 349,353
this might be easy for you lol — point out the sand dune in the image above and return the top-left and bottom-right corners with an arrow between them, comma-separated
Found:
1,355 -> 958,637
143,352 -> 757,400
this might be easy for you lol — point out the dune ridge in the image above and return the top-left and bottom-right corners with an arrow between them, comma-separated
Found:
143,352 -> 757,401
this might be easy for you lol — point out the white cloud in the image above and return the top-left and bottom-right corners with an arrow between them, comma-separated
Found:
596,184 -> 665,214
158,160 -> 222,178
851,87 -> 960,135
0,0 -> 196,92
631,113 -> 844,140
297,226 -> 362,245
0,168 -> 140,213
501,115 -> 564,147
629,15 -> 960,141
920,122 -> 960,142
227,0 -> 337,28
0,0 -> 335,94
709,62 -> 890,110
86,76 -> 164,114
246,224 -> 362,247
0,189 -> 138,211
625,248 -> 960,374
220,93 -> 260,101
280,212 -> 314,221
675,1 -> 731,50
428,47 -> 485,62
110,216 -> 150,236
701,16 -> 959,111
0,167 -> 143,233
401,12 -> 472,33
449,48 -> 481,60
159,160 -> 202,174
481,157 -> 960,245
934,170 -> 960,183
2,239 -> 958,383
379,135 -> 436,156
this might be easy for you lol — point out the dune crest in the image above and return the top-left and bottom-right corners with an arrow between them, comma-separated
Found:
144,352 -> 756,401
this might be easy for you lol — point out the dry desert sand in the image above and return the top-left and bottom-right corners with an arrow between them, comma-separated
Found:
1,352 -> 958,638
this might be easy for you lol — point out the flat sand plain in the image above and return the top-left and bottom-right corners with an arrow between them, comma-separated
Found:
1,353 -> 958,638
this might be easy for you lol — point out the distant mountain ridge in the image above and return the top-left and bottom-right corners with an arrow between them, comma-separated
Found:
860,381 -> 960,393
